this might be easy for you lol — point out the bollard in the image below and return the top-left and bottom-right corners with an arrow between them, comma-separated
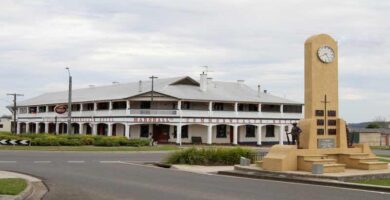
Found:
240,157 -> 251,166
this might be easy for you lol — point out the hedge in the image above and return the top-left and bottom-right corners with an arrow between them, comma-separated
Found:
165,147 -> 255,166
0,132 -> 150,147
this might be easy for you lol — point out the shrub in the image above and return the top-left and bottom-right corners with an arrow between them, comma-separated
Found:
31,137 -> 60,146
126,139 -> 150,147
166,147 -> 255,166
94,137 -> 124,146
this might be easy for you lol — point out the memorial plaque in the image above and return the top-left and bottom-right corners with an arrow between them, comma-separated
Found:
318,138 -> 336,148
315,110 -> 324,116
328,129 -> 337,135
328,120 -> 337,126
317,119 -> 324,126
317,128 -> 324,135
328,110 -> 336,117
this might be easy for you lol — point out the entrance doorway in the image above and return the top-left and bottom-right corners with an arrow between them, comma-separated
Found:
153,125 -> 170,143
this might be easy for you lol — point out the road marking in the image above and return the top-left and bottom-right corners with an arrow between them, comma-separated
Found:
99,161 -> 122,164
33,161 -> 51,163
0,161 -> 16,163
67,161 -> 85,163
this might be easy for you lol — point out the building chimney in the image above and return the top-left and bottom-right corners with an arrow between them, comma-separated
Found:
200,72 -> 207,92
257,85 -> 261,97
264,90 -> 267,94
138,80 -> 142,92
237,80 -> 244,87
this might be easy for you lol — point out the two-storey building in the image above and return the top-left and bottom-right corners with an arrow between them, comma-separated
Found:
15,73 -> 303,145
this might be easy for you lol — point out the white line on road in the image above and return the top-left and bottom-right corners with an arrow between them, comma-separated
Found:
0,161 -> 16,163
67,161 -> 85,163
33,161 -> 52,163
99,161 -> 122,164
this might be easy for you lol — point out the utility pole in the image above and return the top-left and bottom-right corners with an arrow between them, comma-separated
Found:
66,67 -> 72,135
149,76 -> 158,105
6,93 -> 24,134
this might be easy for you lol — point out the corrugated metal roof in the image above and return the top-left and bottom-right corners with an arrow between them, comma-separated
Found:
18,76 -> 301,106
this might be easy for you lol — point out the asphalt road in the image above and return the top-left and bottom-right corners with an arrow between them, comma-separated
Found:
0,151 -> 389,200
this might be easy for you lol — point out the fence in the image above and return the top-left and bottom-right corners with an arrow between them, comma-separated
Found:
250,151 -> 268,163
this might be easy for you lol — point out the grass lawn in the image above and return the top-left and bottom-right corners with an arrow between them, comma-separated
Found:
0,178 -> 27,195
0,145 -> 179,152
352,178 -> 390,187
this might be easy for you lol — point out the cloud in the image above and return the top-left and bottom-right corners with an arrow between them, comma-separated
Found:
0,0 -> 389,122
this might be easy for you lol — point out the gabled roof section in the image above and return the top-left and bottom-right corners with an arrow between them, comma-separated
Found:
169,76 -> 200,86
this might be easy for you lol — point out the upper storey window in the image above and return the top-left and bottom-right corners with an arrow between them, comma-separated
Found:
283,105 -> 302,113
261,104 -> 281,113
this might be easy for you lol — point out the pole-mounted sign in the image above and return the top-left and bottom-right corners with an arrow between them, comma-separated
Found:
54,105 -> 67,114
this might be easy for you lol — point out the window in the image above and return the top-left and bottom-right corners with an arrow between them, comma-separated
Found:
28,107 -> 37,114
261,105 -> 280,112
181,102 -> 190,110
38,106 -> 46,113
71,104 -> 81,111
317,129 -> 324,135
140,125 -> 149,138
283,105 -> 302,113
19,107 -> 27,114
0,124 -> 3,128
83,103 -> 94,111
238,104 -> 258,112
48,106 -> 55,112
97,102 -> 109,110
140,101 -> 151,109
213,103 -> 224,111
112,101 -> 127,110
245,125 -> 256,138
265,125 -> 275,137
173,126 -> 189,138
216,125 -> 227,138
248,104 -> 258,111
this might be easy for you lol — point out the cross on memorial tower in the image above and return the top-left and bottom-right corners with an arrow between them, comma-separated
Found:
321,94 -> 330,134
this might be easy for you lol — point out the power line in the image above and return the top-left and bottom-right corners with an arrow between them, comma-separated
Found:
6,93 -> 24,134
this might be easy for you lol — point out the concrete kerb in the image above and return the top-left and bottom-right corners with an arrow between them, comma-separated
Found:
0,171 -> 48,200
218,166 -> 390,193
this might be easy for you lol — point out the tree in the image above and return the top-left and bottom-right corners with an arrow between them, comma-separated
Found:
372,116 -> 387,128
366,123 -> 381,129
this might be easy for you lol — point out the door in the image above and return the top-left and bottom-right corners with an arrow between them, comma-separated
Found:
153,125 -> 170,143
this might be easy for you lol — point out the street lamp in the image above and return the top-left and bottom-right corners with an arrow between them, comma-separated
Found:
66,67 -> 72,135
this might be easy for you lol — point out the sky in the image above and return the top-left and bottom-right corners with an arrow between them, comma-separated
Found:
0,0 -> 389,123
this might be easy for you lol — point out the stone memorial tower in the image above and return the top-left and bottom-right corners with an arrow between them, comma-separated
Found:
259,34 -> 388,173
299,34 -> 347,149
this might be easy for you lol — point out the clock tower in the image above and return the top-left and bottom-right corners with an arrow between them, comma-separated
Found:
299,34 -> 347,149
260,34 -> 388,172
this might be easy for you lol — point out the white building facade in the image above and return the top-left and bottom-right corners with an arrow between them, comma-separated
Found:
15,74 -> 303,145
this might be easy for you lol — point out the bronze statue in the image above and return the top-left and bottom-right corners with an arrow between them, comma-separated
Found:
290,123 -> 302,147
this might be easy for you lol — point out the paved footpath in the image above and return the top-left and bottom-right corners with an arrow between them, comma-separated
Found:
0,151 -> 389,200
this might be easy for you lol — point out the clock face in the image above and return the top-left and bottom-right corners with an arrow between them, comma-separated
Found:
317,46 -> 335,63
